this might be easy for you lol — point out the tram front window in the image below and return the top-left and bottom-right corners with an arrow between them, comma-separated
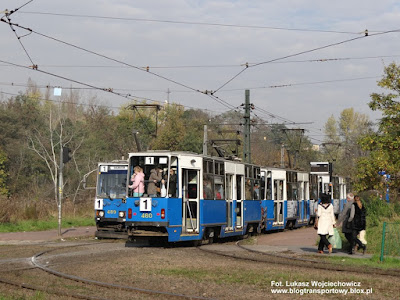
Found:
97,171 -> 126,199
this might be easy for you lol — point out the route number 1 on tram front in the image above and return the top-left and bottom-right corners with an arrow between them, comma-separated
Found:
140,198 -> 152,212
95,198 -> 103,210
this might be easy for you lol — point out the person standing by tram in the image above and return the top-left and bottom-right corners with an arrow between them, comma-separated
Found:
348,195 -> 367,254
316,193 -> 336,254
337,193 -> 355,254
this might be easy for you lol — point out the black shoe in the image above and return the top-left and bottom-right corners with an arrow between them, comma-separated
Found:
362,245 -> 367,255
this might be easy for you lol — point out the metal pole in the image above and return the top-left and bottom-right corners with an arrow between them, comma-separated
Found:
380,221 -> 387,262
203,125 -> 208,155
244,90 -> 251,163
386,175 -> 390,203
58,146 -> 63,237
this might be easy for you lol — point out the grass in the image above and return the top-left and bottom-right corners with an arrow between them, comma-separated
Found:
158,267 -> 269,286
0,291 -> 46,300
0,216 -> 95,233
323,254 -> 400,270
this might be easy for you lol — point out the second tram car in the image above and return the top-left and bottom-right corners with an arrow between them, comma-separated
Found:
94,160 -> 129,238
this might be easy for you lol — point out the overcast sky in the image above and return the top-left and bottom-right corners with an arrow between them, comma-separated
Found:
1,0 -> 400,144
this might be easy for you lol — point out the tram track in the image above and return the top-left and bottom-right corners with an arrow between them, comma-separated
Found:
1,242 -> 214,300
198,240 -> 400,278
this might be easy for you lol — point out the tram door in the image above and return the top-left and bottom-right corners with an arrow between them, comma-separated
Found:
225,173 -> 234,231
273,179 -> 284,224
236,175 -> 244,229
182,169 -> 199,233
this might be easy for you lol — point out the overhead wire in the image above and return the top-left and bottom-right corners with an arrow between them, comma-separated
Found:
1,15 -> 240,110
1,3 -> 239,111
2,3 -> 393,139
3,5 -> 398,108
0,67 -> 221,116
221,76 -> 380,92
1,53 -> 399,70
213,29 -> 400,93
2,1 -> 36,66
2,0 -> 34,17
18,11 -> 367,34
2,21 -> 205,94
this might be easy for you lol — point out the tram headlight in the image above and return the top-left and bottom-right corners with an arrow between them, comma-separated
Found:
119,211 -> 125,218
98,210 -> 105,217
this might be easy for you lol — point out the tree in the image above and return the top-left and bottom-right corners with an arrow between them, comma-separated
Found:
356,62 -> 400,198
0,92 -> 48,198
323,108 -> 372,177
152,104 -> 186,150
28,101 -> 78,205
0,147 -> 8,196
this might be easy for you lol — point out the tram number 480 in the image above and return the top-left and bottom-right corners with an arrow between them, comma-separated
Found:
141,213 -> 153,219
140,198 -> 152,212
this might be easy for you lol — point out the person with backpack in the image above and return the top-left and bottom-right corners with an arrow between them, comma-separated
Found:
347,195 -> 367,254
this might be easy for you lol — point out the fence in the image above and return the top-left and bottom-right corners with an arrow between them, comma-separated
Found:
380,222 -> 400,261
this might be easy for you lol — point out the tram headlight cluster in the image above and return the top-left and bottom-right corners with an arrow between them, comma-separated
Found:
119,211 -> 125,218
96,210 -> 105,217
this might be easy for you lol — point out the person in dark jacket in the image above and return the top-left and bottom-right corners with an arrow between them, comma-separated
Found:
337,193 -> 354,254
164,168 -> 177,197
348,195 -> 367,254
147,166 -> 163,197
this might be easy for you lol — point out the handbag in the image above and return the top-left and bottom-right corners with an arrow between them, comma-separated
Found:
359,229 -> 367,245
328,228 -> 342,249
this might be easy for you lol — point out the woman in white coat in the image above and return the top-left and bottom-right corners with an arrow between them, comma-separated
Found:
316,193 -> 336,254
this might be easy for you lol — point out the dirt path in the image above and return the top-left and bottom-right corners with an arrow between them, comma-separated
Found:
256,226 -> 317,246
0,226 -> 97,244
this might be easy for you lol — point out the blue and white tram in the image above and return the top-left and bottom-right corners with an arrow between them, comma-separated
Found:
310,162 -> 347,218
125,152 -> 264,243
332,175 -> 347,218
297,171 -> 310,228
309,173 -> 320,224
123,153 -> 351,244
94,160 -> 128,238
260,167 -> 286,231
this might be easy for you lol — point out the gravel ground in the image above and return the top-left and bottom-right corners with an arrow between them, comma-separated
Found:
0,227 -> 396,299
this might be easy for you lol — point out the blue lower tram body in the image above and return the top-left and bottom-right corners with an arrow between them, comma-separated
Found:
124,197 -> 309,242
126,197 -> 263,242
95,198 -> 127,238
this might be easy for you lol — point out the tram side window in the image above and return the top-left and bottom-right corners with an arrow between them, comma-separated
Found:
203,174 -> 214,199
274,180 -> 283,200
226,174 -> 233,200
266,177 -> 272,199
253,180 -> 260,200
214,176 -> 224,199
236,175 -> 243,200
253,167 -> 261,200
188,171 -> 198,199
203,159 -> 214,200
333,177 -> 340,199
309,175 -> 318,200
245,178 -> 253,200
260,175 -> 266,200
